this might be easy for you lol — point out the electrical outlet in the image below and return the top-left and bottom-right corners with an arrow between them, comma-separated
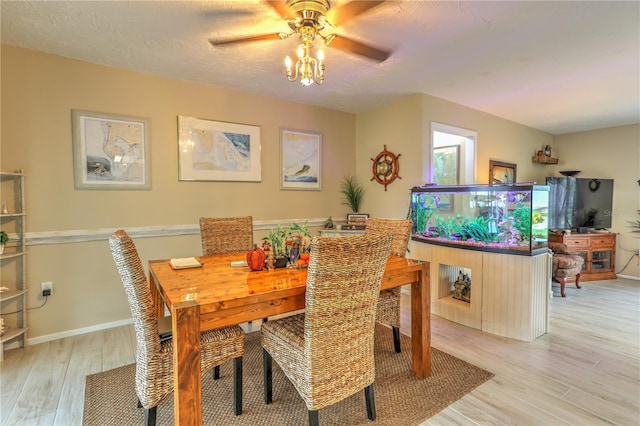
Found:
41,281 -> 53,297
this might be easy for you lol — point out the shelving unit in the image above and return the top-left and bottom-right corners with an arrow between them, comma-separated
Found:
531,155 -> 558,164
1,170 -> 28,360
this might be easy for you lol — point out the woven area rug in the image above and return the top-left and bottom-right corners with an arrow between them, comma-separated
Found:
83,325 -> 493,425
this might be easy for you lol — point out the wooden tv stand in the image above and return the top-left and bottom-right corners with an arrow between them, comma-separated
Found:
548,232 -> 617,281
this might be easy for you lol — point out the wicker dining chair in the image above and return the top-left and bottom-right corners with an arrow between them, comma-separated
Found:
261,234 -> 393,426
365,217 -> 413,353
200,216 -> 253,255
109,229 -> 245,426
200,216 -> 264,323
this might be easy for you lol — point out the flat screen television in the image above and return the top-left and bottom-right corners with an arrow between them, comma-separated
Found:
546,177 -> 614,230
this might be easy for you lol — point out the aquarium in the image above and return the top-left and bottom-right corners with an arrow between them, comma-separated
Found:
410,183 -> 549,256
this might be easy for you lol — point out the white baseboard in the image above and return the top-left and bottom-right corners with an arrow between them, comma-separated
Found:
27,318 -> 133,346
616,274 -> 640,281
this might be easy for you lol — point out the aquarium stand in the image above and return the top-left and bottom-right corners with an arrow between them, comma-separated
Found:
409,241 -> 551,342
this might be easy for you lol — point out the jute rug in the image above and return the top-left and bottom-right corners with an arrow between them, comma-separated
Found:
83,326 -> 493,425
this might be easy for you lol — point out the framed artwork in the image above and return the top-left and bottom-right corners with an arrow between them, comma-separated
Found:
71,110 -> 150,189
280,128 -> 322,190
489,160 -> 517,184
177,116 -> 261,182
436,194 -> 454,212
432,145 -> 459,185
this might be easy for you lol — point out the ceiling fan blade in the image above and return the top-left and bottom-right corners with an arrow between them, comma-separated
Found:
326,34 -> 390,62
328,1 -> 387,27
265,1 -> 293,19
209,33 -> 284,46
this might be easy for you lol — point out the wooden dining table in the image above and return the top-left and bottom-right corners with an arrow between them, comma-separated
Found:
148,253 -> 430,426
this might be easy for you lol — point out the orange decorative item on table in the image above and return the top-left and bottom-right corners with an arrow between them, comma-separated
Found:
246,244 -> 266,271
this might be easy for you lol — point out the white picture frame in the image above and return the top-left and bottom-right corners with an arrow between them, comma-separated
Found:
178,116 -> 261,182
71,110 -> 151,190
280,128 -> 322,191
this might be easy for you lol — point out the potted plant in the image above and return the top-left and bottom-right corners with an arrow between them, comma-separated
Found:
0,230 -> 8,255
629,209 -> 640,236
262,221 -> 313,269
261,225 -> 289,268
288,221 -> 312,252
340,175 -> 366,213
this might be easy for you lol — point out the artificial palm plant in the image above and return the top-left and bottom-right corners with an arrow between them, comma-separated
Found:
630,209 -> 640,236
340,175 -> 366,213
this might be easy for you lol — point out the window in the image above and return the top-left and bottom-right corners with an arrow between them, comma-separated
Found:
427,123 -> 476,185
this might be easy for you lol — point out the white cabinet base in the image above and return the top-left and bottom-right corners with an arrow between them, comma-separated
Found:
409,241 -> 550,342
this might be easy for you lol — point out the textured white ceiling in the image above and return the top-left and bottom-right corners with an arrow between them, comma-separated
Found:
2,0 -> 639,135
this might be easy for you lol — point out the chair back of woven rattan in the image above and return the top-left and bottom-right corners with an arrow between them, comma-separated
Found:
110,229 -> 246,414
365,218 -> 412,332
365,218 -> 412,257
109,230 -> 162,363
200,216 -> 253,255
303,234 -> 393,408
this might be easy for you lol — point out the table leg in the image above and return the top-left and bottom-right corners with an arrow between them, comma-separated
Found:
149,271 -> 165,318
172,301 -> 203,425
411,263 -> 431,378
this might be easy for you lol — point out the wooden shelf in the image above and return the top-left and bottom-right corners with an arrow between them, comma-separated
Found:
0,289 -> 28,303
532,156 -> 558,164
0,250 -> 25,260
0,327 -> 29,344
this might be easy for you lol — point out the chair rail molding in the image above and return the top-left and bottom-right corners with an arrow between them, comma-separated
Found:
25,218 -> 332,246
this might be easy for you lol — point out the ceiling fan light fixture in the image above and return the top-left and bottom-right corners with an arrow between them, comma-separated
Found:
211,1 -> 389,86
285,42 -> 325,86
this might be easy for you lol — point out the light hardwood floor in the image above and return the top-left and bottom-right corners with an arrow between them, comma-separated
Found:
1,278 -> 639,425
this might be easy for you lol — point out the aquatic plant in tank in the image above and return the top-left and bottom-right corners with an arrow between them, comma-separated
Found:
410,184 -> 549,256
414,195 -> 440,234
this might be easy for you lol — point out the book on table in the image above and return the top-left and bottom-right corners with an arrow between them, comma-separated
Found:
169,257 -> 202,270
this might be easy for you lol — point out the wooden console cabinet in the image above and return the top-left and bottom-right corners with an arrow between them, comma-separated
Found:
549,232 -> 617,281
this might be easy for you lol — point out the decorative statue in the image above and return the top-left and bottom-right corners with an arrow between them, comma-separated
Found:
324,216 -> 334,229
452,270 -> 472,303
265,253 -> 275,271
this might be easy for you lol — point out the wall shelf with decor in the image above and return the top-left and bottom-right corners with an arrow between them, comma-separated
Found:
532,155 -> 559,164
1,170 -> 28,361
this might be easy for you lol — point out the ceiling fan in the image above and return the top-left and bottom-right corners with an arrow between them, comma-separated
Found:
209,0 -> 391,63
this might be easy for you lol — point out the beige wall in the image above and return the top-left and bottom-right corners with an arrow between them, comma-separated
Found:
1,46 -> 357,230
1,46 -> 357,340
554,124 -> 640,278
2,45 -> 637,343
355,93 -> 555,219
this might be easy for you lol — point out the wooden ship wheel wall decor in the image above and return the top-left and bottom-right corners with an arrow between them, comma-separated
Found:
371,145 -> 401,191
